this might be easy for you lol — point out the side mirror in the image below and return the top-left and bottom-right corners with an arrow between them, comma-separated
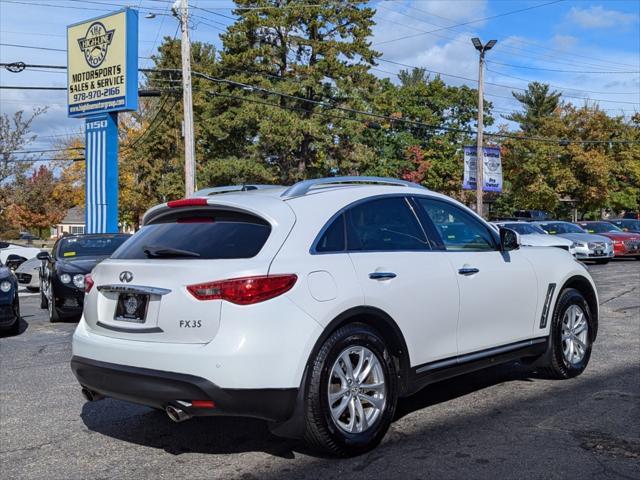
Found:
5,254 -> 27,270
499,227 -> 520,252
36,251 -> 51,261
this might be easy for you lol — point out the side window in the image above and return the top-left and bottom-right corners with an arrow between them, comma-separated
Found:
416,198 -> 496,252
345,197 -> 430,251
315,214 -> 346,253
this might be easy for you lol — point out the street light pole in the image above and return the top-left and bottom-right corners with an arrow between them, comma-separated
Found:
174,0 -> 196,197
471,37 -> 496,217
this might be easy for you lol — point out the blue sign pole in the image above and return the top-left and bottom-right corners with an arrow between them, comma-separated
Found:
85,113 -> 119,233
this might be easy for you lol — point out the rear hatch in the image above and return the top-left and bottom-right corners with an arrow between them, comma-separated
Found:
83,195 -> 295,344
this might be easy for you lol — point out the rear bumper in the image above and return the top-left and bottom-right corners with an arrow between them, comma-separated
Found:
71,355 -> 298,422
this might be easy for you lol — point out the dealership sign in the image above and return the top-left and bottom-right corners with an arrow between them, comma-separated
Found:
462,146 -> 503,192
67,9 -> 138,118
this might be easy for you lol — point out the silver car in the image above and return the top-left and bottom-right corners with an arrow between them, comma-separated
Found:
15,257 -> 41,291
533,221 -> 614,264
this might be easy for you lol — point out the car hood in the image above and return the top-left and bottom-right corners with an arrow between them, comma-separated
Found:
554,232 -> 611,243
519,234 -> 572,247
0,266 -> 14,280
592,232 -> 640,241
57,256 -> 109,273
16,257 -> 41,272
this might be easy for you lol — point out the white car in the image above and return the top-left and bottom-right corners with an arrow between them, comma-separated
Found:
71,177 -> 599,456
492,221 -> 576,255
15,256 -> 42,291
0,244 -> 42,264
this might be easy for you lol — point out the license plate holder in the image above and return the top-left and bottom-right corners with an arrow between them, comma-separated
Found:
114,293 -> 149,323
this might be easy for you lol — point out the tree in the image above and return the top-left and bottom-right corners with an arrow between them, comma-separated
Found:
397,67 -> 428,87
7,165 -> 68,237
208,0 -> 380,182
0,108 -> 47,215
506,82 -> 561,132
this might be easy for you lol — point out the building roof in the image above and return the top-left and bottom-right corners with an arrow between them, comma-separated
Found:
60,206 -> 85,225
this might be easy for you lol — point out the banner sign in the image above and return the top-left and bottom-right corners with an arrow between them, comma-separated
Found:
67,9 -> 138,117
85,113 -> 119,233
463,146 -> 503,192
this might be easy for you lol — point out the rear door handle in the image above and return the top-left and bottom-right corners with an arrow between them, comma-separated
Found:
458,267 -> 479,275
369,272 -> 397,280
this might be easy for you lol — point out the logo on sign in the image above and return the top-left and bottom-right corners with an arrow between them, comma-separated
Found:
119,271 -> 133,283
77,21 -> 114,68
124,295 -> 138,315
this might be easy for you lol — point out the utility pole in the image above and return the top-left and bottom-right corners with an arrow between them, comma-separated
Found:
471,38 -> 496,217
174,0 -> 196,196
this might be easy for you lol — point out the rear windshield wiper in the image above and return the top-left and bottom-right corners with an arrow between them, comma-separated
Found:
143,245 -> 201,258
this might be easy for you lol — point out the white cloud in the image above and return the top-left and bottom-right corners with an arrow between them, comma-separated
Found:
567,5 -> 638,29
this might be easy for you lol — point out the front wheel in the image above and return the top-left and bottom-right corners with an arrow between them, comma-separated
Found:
47,286 -> 59,323
39,280 -> 48,309
540,288 -> 593,379
303,323 -> 398,457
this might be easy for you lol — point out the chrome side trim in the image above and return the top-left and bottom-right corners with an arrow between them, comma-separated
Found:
539,283 -> 556,328
97,284 -> 171,296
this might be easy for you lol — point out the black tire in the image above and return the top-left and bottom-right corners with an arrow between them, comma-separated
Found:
39,282 -> 48,309
539,288 -> 593,379
303,323 -> 398,457
9,296 -> 21,335
594,259 -> 610,265
48,287 -> 59,323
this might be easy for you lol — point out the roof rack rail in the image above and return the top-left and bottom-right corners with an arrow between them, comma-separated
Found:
281,176 -> 426,199
190,184 -> 281,197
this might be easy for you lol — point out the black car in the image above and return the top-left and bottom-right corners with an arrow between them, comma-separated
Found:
38,233 -> 131,322
610,218 -> 640,233
0,243 -> 20,335
512,209 -> 552,221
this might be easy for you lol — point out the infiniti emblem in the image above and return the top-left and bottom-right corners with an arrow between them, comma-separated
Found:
119,271 -> 133,283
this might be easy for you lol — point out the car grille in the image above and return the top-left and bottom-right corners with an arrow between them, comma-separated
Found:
16,273 -> 32,284
624,240 -> 640,250
588,242 -> 605,250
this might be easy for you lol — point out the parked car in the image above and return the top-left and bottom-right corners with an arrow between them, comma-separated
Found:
492,221 -> 575,255
609,218 -> 640,234
533,221 -> 614,264
15,256 -> 42,291
0,243 -> 42,265
622,212 -> 639,220
0,256 -> 20,335
575,221 -> 640,259
513,210 -> 552,221
71,177 -> 599,457
39,233 -> 131,322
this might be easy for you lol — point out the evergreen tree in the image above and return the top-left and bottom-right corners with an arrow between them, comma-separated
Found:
506,82 -> 561,132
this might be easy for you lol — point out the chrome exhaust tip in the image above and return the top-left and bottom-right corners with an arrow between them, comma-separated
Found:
81,387 -> 104,402
166,405 -> 191,423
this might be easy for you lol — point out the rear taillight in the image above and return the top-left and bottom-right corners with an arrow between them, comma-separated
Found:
187,274 -> 297,305
84,274 -> 94,293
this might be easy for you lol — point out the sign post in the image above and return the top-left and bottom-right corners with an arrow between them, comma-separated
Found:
67,8 -> 138,233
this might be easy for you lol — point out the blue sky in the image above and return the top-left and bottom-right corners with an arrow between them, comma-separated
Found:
1,0 -> 638,152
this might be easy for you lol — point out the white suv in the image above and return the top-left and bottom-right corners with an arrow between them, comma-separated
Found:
71,177 -> 599,456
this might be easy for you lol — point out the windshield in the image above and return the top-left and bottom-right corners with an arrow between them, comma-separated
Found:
57,235 -> 131,259
501,223 -> 546,235
617,220 -> 640,230
538,222 -> 585,235
580,222 -> 622,234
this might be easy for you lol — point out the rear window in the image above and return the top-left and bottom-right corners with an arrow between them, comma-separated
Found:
112,210 -> 271,260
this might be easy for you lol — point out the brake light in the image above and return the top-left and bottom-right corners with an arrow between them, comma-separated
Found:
167,198 -> 208,208
191,400 -> 215,409
187,274 -> 297,305
84,274 -> 94,293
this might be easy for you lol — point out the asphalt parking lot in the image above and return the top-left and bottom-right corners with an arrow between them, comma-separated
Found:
1,260 -> 638,480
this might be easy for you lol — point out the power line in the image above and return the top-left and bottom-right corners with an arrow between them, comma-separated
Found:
486,60 -> 640,74
374,0 -> 565,47
8,147 -> 83,154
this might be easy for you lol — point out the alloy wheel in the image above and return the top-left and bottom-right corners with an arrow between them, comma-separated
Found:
561,304 -> 589,365
327,346 -> 386,434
